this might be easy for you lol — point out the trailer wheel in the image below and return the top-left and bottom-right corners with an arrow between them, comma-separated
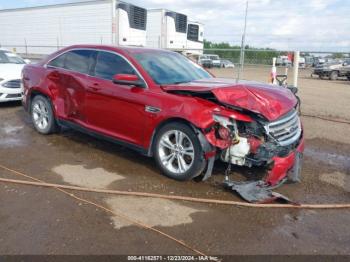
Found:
329,71 -> 338,81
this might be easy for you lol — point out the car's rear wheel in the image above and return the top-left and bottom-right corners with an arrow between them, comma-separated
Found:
154,122 -> 206,181
329,71 -> 338,81
31,95 -> 58,135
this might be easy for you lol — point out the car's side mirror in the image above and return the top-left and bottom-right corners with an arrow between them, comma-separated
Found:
343,62 -> 348,66
24,59 -> 31,64
112,74 -> 145,88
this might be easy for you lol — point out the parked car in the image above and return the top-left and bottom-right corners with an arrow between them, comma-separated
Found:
198,55 -> 213,68
203,54 -> 221,67
221,60 -> 235,68
276,56 -> 292,67
298,57 -> 306,69
313,59 -> 350,80
340,59 -> 350,81
22,45 -> 304,187
0,49 -> 30,103
312,57 -> 326,67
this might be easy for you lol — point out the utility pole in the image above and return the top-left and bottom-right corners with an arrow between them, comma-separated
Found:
237,1 -> 249,82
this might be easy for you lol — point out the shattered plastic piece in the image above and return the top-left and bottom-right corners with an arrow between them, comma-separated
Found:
202,156 -> 215,181
287,152 -> 303,183
223,180 -> 297,204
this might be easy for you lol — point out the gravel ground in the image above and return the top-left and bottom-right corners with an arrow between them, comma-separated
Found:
0,66 -> 349,257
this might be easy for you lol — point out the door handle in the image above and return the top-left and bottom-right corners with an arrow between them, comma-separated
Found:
87,83 -> 101,92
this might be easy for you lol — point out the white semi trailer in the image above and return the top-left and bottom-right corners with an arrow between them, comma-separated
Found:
186,21 -> 204,55
146,9 -> 188,50
0,0 -> 147,55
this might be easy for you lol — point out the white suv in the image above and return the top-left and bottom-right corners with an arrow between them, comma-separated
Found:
0,49 -> 30,103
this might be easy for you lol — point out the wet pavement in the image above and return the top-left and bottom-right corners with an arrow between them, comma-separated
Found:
0,93 -> 350,255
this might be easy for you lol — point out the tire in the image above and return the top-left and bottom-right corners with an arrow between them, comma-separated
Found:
153,122 -> 207,181
347,76 -> 350,81
329,71 -> 338,81
31,95 -> 58,135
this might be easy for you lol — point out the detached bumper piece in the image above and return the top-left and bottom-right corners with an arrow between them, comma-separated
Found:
223,179 -> 297,204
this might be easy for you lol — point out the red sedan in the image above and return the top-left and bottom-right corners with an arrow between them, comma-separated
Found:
22,45 -> 304,189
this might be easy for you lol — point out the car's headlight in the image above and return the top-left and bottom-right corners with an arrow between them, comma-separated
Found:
1,81 -> 10,88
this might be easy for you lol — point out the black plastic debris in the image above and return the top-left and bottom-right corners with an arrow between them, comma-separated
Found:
223,179 -> 298,204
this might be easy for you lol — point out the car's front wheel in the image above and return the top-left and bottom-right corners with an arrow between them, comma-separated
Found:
31,95 -> 58,135
154,122 -> 206,181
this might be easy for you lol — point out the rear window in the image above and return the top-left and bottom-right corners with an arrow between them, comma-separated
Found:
48,54 -> 67,68
48,50 -> 95,74
65,50 -> 94,74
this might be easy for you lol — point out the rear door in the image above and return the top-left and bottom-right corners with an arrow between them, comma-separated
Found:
46,49 -> 96,123
84,50 -> 148,146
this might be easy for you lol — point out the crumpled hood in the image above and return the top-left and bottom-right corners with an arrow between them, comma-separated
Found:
162,78 -> 297,121
0,64 -> 25,81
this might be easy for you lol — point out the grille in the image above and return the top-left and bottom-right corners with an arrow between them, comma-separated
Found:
6,93 -> 21,98
118,3 -> 147,30
175,13 -> 187,33
265,109 -> 301,146
187,24 -> 199,41
3,79 -> 21,89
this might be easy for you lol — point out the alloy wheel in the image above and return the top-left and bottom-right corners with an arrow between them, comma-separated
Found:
32,100 -> 50,130
158,130 -> 195,174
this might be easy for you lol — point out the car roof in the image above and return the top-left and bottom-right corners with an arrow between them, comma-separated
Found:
63,44 -> 174,55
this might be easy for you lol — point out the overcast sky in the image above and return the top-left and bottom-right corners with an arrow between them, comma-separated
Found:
0,0 -> 349,52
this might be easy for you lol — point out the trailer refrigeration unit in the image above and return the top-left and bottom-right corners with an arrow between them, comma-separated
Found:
185,21 -> 204,55
0,0 -> 147,55
146,9 -> 188,50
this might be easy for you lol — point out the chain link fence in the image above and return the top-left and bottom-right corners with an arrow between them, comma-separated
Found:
1,43 -> 349,66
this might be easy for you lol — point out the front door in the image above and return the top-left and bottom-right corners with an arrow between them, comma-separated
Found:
84,51 -> 148,146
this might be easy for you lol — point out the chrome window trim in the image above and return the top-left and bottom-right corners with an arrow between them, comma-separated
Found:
44,48 -> 149,89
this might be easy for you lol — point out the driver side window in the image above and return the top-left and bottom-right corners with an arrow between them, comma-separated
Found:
94,51 -> 136,80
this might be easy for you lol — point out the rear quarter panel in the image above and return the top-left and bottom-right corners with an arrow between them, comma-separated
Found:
22,64 -> 51,110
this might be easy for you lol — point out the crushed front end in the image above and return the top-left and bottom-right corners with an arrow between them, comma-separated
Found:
204,107 -> 304,202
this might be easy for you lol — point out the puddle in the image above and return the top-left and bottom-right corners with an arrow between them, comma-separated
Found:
105,196 -> 206,229
52,164 -> 125,189
319,172 -> 350,192
1,125 -> 24,135
274,210 -> 317,239
304,148 -> 350,170
0,137 -> 24,148
0,124 -> 25,148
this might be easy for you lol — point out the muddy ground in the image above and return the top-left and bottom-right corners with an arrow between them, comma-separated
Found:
0,66 -> 349,256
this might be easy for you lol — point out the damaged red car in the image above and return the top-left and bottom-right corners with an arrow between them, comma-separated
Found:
22,45 -> 304,199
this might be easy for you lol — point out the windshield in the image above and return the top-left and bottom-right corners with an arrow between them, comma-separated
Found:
133,51 -> 212,85
0,51 -> 26,64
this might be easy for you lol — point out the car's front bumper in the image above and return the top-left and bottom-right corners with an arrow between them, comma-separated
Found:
265,134 -> 305,185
